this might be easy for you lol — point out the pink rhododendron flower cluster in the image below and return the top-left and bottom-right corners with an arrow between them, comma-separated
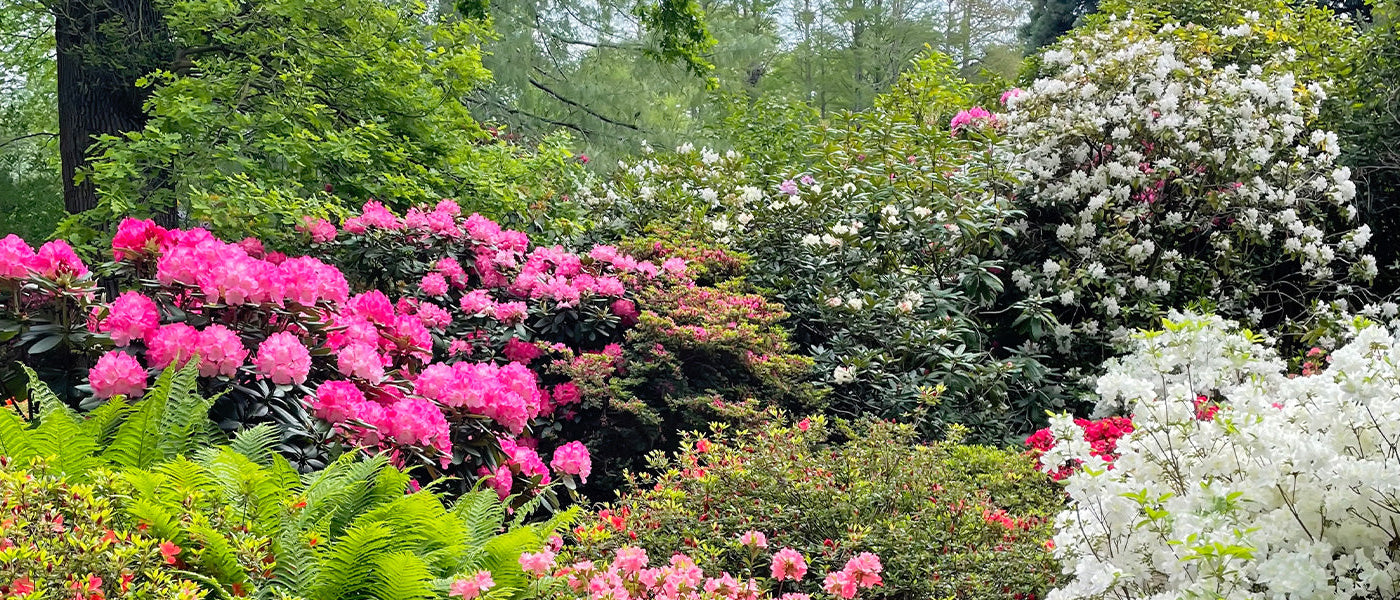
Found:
949,106 -> 998,132
253,331 -> 312,385
0,235 -> 89,281
414,361 -> 545,433
89,351 -> 148,399
94,292 -> 160,346
550,440 -> 592,482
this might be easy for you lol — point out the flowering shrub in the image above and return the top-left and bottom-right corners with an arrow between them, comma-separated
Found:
0,213 -> 599,498
1003,14 -> 1375,368
309,199 -> 821,494
0,459 -> 203,600
523,531 -> 885,600
1037,312 -> 1400,599
579,416 -> 1062,600
583,110 -> 1063,441
1024,416 -> 1133,480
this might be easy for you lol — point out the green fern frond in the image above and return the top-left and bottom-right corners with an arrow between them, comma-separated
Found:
227,424 -> 281,466
368,551 -> 436,600
309,523 -> 404,600
474,528 -> 538,596
197,447 -> 286,534
185,519 -> 250,585
156,363 -> 219,460
124,496 -> 186,542
106,367 -> 176,469
30,400 -> 99,478
452,490 -> 508,549
0,406 -> 37,464
81,396 -> 132,447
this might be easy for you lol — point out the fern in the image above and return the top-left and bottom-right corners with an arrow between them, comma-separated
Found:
105,367 -> 175,469
80,395 -> 132,446
30,398 -> 100,477
227,424 -> 281,466
368,552 -> 436,600
0,406 -> 37,464
308,523 -> 403,600
156,363 -> 219,460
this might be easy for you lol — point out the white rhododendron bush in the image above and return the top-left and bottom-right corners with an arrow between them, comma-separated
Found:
1005,14 -> 1375,358
1041,312 -> 1400,599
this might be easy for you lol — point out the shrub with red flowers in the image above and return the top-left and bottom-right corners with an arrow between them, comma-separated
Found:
1024,416 -> 1134,480
576,415 -> 1062,600
0,458 -> 204,600
306,199 -> 820,495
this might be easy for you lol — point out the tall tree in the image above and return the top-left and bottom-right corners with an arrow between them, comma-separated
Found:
49,0 -> 174,215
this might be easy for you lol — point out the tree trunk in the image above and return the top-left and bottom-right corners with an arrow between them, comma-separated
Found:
54,0 -> 171,215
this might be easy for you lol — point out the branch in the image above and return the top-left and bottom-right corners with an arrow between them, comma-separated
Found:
0,132 -> 57,150
526,77 -> 645,132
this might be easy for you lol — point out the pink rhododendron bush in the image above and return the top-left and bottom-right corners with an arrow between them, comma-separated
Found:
1037,312 -> 1400,599
302,199 -> 821,492
1003,14 -> 1377,368
0,209 -> 611,494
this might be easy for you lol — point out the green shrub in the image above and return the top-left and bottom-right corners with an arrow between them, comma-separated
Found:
577,416 -> 1063,600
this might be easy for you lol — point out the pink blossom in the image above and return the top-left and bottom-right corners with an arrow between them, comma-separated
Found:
90,351 -> 147,399
336,341 -> 385,382
661,258 -> 687,276
822,571 -> 857,599
738,530 -> 768,549
416,302 -> 452,330
450,571 -> 494,600
771,548 -> 807,581
111,218 -> 168,261
253,332 -> 311,385
613,547 -> 649,574
551,441 -> 591,482
420,272 -> 449,297
311,380 -> 367,423
197,324 -> 248,377
480,463 -> 513,499
97,291 -> 160,346
146,323 -> 200,369
299,216 -> 338,243
611,299 -> 639,325
435,257 -> 467,288
519,550 -> 556,577
493,302 -> 528,324
30,240 -> 89,279
0,235 -> 35,279
458,290 -> 495,314
553,382 -> 581,406
503,338 -> 541,364
384,396 -> 451,452
779,180 -> 799,195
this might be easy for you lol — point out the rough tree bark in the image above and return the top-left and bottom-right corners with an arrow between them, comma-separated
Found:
53,0 -> 171,216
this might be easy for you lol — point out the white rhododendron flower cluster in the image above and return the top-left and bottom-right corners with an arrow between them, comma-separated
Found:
1005,15 -> 1375,356
1044,312 -> 1400,599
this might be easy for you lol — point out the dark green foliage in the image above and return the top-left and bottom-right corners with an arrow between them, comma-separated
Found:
1020,0 -> 1096,51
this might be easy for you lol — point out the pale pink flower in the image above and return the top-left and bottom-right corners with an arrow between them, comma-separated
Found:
253,332 -> 311,385
197,324 -> 248,377
449,571 -> 494,600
